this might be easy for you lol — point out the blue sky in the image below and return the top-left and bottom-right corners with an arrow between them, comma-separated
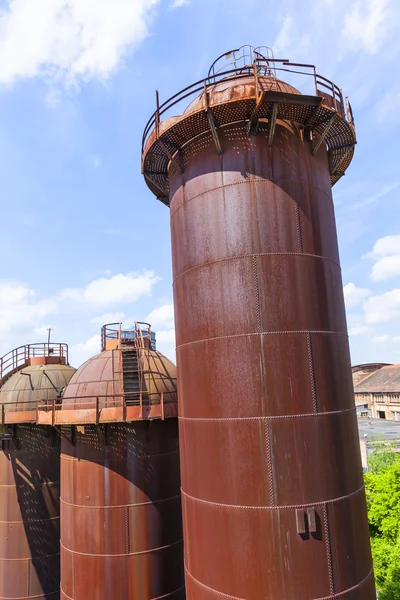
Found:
0,0 -> 399,368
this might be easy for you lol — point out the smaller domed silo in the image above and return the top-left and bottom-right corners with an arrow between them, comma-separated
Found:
0,342 -> 76,600
59,323 -> 184,600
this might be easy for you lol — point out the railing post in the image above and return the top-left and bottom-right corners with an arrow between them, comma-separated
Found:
155,90 -> 160,139
95,396 -> 99,424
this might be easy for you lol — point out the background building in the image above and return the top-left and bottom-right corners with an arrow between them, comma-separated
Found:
354,364 -> 400,420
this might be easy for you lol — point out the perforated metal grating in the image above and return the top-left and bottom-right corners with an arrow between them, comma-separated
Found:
143,92 -> 356,203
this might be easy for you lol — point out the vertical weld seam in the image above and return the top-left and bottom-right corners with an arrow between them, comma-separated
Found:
252,256 -> 262,334
307,332 -> 318,413
323,504 -> 335,595
183,493 -> 190,571
125,505 -> 130,554
264,418 -> 275,506
72,551 -> 75,600
295,202 -> 303,253
27,559 -> 30,598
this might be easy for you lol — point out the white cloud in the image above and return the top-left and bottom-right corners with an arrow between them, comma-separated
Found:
371,256 -> 400,282
146,303 -> 174,329
61,271 -> 160,306
170,0 -> 190,8
364,289 -> 400,324
69,334 -> 101,367
0,0 -> 159,87
342,0 -> 391,54
343,282 -> 372,308
365,235 -> 400,281
349,326 -> 368,336
155,328 -> 176,361
366,234 -> 400,259
372,335 -> 390,343
273,16 -> 294,54
393,337 -> 400,343
0,282 -> 58,336
90,312 -> 125,325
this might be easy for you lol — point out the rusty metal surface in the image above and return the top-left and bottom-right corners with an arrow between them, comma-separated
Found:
142,50 -> 374,598
0,426 -> 61,600
0,364 -> 76,411
60,420 -> 184,600
0,361 -> 75,600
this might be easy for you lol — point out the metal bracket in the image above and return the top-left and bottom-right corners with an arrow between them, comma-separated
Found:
268,103 -> 278,146
96,424 -> 108,446
204,89 -> 222,154
312,113 -> 337,156
54,425 -> 76,446
158,139 -> 183,174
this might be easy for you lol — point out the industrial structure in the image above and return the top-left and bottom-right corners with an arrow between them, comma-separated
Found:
354,364 -> 400,420
142,45 -> 375,598
352,363 -> 389,388
0,343 -> 75,600
59,323 -> 184,600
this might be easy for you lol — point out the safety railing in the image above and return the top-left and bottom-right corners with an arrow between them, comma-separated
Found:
0,343 -> 69,386
101,322 -> 155,351
142,44 -> 354,156
0,389 -> 177,425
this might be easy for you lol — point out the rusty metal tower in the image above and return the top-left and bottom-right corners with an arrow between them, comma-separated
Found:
0,342 -> 75,600
142,45 -> 375,599
59,322 -> 184,600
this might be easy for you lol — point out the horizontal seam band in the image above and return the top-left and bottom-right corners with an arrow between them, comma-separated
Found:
61,585 -> 185,600
170,178 -> 332,217
177,330 -> 347,349
60,538 -> 183,558
182,484 -> 365,511
60,493 -> 181,509
173,252 -> 340,282
179,406 -> 356,421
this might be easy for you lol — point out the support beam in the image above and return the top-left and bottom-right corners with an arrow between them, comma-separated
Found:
158,139 -> 183,173
247,90 -> 267,136
268,103 -> 278,146
207,108 -> 222,154
312,113 -> 337,156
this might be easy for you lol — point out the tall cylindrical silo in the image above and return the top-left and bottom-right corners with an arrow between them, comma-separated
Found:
142,46 -> 375,599
59,323 -> 184,600
0,344 -> 75,600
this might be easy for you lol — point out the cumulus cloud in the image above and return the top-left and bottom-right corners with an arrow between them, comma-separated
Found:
90,312 -> 125,325
69,334 -> 101,367
342,0 -> 391,54
343,282 -> 372,308
372,335 -> 390,343
61,271 -> 160,306
365,235 -> 400,281
0,0 -> 160,87
349,326 -> 368,336
146,303 -> 174,329
170,0 -> 190,8
0,281 -> 58,336
364,289 -> 400,324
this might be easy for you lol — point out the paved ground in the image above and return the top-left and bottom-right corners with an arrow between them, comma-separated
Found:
357,418 -> 400,441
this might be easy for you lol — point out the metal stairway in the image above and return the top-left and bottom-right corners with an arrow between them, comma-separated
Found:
121,350 -> 140,405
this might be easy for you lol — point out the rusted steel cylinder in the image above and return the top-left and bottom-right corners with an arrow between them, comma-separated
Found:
166,120 -> 374,596
0,362 -> 75,600
60,351 -> 184,600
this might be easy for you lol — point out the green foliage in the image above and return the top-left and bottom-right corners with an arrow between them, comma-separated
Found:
365,450 -> 400,596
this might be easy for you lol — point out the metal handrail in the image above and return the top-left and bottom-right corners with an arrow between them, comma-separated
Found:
101,322 -> 154,351
141,56 -> 352,155
0,343 -> 69,385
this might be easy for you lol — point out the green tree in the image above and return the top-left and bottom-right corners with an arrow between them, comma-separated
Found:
364,451 -> 400,595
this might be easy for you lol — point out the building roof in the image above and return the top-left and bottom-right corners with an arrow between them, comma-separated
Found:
354,365 -> 400,393
352,363 -> 391,372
